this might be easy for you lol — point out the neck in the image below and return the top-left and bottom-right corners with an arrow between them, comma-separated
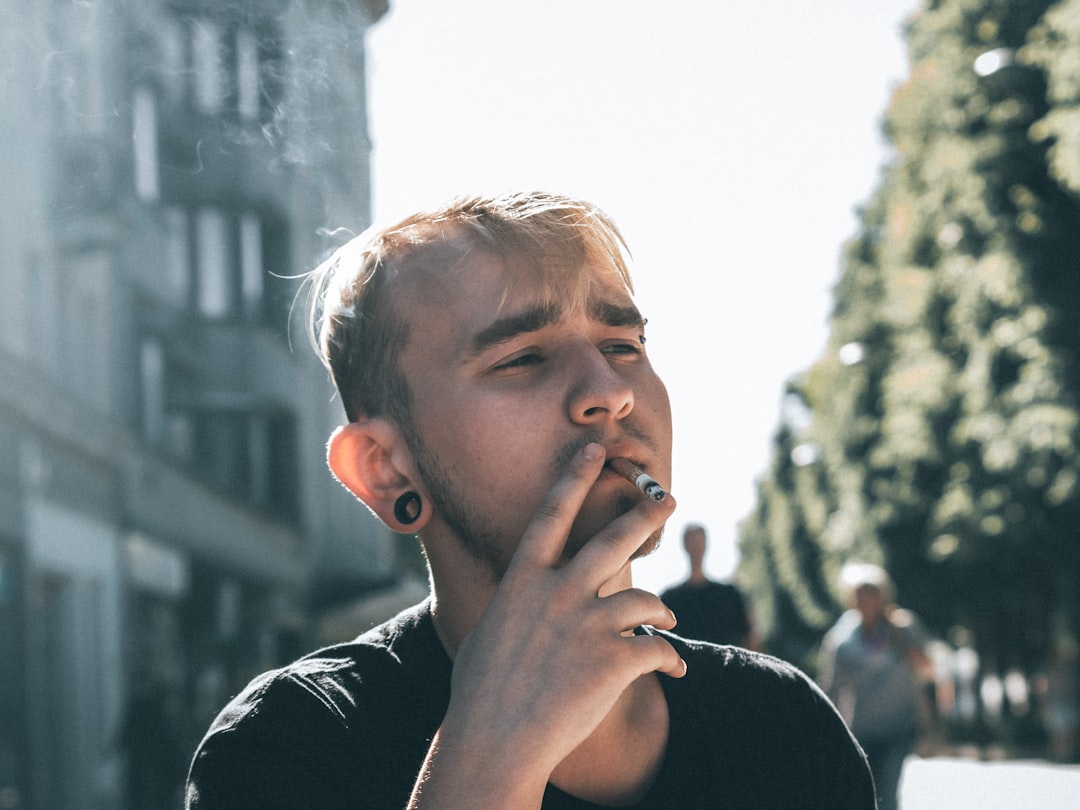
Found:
861,614 -> 885,633
427,565 -> 497,659
424,531 -> 636,659
424,529 -> 666,804
550,672 -> 668,804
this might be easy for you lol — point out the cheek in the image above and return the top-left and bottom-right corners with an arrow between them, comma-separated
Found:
413,389 -> 542,483
658,394 -> 673,446
655,375 -> 673,423
640,375 -> 674,449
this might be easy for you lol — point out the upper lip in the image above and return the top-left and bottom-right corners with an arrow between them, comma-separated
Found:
603,444 -> 649,470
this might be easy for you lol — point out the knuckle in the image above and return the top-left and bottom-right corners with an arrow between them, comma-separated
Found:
532,496 -> 568,525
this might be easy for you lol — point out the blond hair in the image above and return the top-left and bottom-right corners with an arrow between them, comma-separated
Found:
307,191 -> 634,423
839,562 -> 896,604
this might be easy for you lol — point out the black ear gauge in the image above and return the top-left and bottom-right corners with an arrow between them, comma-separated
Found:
394,491 -> 422,525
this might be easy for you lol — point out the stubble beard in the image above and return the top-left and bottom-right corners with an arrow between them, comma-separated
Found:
405,425 -> 664,581
403,420 -> 510,580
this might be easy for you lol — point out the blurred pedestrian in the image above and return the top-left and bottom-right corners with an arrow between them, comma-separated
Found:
1041,634 -> 1079,763
660,524 -> 755,648
820,562 -> 931,810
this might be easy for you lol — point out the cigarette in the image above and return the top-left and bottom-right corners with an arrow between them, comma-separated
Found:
608,457 -> 667,502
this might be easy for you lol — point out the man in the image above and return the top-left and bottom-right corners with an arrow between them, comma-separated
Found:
660,524 -> 755,648
186,191 -> 875,808
820,563 -> 931,810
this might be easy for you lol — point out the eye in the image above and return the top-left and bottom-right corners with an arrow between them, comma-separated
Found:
492,351 -> 544,372
601,339 -> 645,358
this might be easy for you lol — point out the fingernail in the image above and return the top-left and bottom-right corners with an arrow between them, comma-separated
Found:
582,442 -> 603,461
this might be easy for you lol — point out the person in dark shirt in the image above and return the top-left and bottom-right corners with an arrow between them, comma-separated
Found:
186,191 -> 875,809
660,524 -> 755,648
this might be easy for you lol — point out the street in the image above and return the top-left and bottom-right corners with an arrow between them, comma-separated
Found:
899,756 -> 1080,809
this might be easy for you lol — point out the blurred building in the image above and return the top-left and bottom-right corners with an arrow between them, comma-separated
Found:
0,1 -> 394,808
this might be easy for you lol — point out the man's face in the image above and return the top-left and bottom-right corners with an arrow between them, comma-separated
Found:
854,585 -> 885,620
683,528 -> 706,561
394,250 -> 673,578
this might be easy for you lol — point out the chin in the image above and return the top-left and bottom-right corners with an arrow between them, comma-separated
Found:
630,528 -> 664,561
560,501 -> 666,564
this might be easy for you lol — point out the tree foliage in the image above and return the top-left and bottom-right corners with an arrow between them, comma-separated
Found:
737,0 -> 1080,674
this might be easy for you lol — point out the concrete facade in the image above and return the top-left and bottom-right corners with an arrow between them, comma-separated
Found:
0,1 -> 394,807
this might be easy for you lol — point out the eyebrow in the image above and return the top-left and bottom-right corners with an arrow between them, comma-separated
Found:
468,299 -> 645,359
589,300 -> 646,330
469,305 -> 560,358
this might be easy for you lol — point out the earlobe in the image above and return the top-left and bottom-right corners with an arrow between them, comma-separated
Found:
393,491 -> 423,525
326,421 -> 430,532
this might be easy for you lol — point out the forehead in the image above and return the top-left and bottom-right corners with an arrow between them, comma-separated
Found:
395,248 -> 637,352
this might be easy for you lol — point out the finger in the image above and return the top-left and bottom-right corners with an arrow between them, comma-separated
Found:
624,634 -> 687,680
508,442 -> 606,570
598,587 -> 678,634
567,490 -> 676,592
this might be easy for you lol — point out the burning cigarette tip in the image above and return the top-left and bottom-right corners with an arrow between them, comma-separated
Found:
642,480 -> 666,501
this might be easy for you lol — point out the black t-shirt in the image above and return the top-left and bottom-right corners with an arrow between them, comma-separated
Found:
660,580 -> 751,647
186,600 -> 875,809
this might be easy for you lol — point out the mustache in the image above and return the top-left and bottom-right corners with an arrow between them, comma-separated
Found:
553,423 -> 659,473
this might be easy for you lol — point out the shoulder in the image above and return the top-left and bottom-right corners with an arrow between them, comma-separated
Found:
187,601 -> 440,808
659,582 -> 688,600
655,633 -> 875,807
689,638 -> 818,691
661,632 -> 860,747
213,601 -> 434,733
659,631 -> 825,706
661,580 -> 745,604
889,607 -> 927,642
823,610 -> 862,646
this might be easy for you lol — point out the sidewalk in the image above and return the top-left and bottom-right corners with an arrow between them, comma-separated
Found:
899,756 -> 1080,809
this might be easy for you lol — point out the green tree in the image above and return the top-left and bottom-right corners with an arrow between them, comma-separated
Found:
738,0 -> 1080,679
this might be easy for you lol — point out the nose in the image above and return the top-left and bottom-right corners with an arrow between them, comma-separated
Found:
566,344 -> 635,424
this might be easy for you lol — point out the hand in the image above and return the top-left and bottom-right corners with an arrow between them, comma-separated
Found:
410,442 -> 684,808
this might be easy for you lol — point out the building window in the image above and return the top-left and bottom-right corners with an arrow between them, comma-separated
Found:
171,15 -> 283,123
235,28 -> 260,121
140,338 -> 166,447
239,213 -> 264,321
61,253 -> 108,411
246,412 -> 300,520
161,205 -> 286,327
195,208 -> 232,319
163,206 -> 191,306
255,23 -> 285,124
132,86 -> 159,202
266,413 -> 299,521
188,409 -> 299,521
165,412 -> 195,465
191,18 -> 226,115
157,15 -> 186,106
248,414 -> 271,507
196,410 -> 249,496
215,580 -> 241,641
260,214 -> 293,330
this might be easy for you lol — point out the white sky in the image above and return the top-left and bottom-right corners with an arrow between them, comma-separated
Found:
366,0 -> 919,594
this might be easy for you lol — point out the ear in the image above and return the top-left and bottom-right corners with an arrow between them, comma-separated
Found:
327,420 -> 431,532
